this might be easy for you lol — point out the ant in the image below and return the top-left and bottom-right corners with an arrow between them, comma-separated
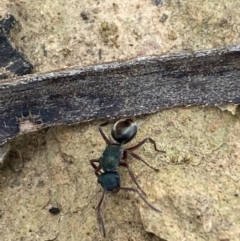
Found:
90,119 -> 165,237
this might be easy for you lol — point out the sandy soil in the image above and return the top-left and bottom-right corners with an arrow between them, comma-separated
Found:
0,0 -> 240,240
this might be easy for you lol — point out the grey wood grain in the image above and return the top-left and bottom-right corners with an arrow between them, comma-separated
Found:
1,45 -> 240,145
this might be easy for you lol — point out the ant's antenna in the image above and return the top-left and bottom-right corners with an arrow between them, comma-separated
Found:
97,190 -> 106,237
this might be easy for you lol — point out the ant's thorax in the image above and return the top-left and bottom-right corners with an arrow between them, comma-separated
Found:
99,144 -> 123,172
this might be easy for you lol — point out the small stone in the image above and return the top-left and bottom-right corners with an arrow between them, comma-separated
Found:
159,13 -> 168,23
152,0 -> 163,6
80,11 -> 89,21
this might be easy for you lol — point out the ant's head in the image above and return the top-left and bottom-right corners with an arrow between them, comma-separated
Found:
98,171 -> 120,193
111,119 -> 138,145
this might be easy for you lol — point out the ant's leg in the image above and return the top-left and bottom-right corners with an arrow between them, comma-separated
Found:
90,159 -> 102,177
120,187 -> 162,213
123,149 -> 159,172
126,137 -> 166,154
120,161 -> 146,195
97,190 -> 106,237
98,122 -> 112,145
90,159 -> 99,170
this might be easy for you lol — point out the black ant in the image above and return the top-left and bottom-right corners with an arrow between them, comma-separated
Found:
90,119 -> 165,237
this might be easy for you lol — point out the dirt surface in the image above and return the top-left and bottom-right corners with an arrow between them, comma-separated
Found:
1,0 -> 240,73
0,0 -> 240,240
1,107 -> 240,241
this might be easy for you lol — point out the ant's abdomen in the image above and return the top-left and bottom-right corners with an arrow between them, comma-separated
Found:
111,119 -> 138,144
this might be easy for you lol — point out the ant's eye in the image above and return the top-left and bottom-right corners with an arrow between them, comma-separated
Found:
111,119 -> 138,144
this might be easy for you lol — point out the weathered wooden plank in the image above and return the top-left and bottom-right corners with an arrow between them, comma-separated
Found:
0,45 -> 240,145
0,15 -> 33,79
